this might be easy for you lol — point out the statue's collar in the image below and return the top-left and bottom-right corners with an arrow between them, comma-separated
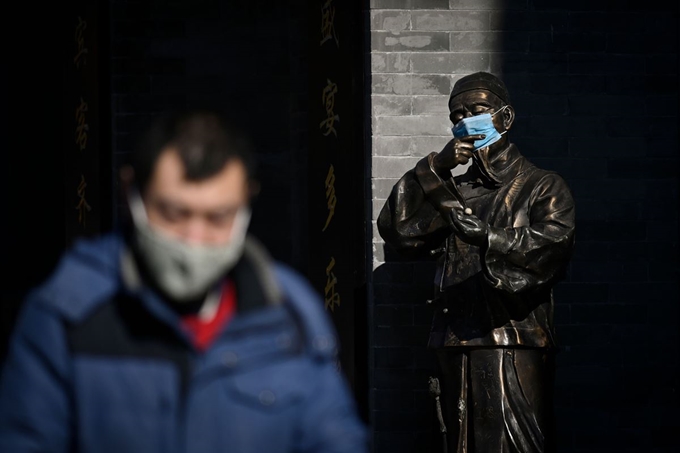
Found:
473,142 -> 525,186
489,143 -> 524,182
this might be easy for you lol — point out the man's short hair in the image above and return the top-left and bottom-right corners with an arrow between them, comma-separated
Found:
449,72 -> 510,105
131,109 -> 256,193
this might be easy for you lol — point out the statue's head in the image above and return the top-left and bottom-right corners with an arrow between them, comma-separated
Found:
449,71 -> 510,107
448,72 -> 516,168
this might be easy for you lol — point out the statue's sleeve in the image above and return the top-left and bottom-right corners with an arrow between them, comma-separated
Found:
377,153 -> 464,258
483,172 -> 576,293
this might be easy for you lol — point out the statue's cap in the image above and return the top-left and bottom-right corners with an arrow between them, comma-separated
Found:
449,72 -> 510,105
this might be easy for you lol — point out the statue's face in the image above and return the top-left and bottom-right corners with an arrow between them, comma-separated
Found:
448,89 -> 516,178
449,89 -> 514,157
448,89 -> 506,132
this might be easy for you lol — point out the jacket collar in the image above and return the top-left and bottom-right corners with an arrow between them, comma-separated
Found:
120,235 -> 284,327
469,142 -> 529,187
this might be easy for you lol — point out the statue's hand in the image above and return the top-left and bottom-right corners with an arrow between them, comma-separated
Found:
432,134 -> 485,175
449,208 -> 488,247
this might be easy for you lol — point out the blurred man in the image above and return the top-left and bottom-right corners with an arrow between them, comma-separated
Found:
378,72 -> 575,452
0,110 -> 367,453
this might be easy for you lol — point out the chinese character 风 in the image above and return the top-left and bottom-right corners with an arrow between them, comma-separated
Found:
320,0 -> 339,47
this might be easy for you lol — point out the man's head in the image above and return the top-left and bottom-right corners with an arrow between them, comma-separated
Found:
122,110 -> 256,246
121,110 -> 258,303
448,72 -> 515,152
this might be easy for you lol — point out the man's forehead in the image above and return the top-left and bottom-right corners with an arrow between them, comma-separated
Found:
151,148 -> 244,181
146,149 -> 247,202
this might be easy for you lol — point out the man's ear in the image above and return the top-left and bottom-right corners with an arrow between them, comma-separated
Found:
249,180 -> 261,199
119,165 -> 135,193
503,105 -> 515,132
116,166 -> 135,226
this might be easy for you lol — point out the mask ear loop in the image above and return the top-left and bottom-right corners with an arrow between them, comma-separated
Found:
491,104 -> 508,117
491,104 -> 509,136
228,206 -> 252,243
127,187 -> 149,225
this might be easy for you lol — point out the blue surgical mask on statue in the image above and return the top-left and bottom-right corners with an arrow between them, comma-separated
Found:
451,105 -> 508,150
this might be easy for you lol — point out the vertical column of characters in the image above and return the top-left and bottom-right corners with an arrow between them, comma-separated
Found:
66,1 -> 103,244
73,15 -> 92,229
319,0 -> 341,315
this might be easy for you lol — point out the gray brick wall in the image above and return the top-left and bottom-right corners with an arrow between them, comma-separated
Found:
367,1 -> 679,452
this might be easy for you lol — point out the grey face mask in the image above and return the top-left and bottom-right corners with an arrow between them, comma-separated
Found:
128,190 -> 251,303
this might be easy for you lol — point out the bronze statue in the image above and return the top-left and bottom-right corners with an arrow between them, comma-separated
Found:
378,72 -> 575,453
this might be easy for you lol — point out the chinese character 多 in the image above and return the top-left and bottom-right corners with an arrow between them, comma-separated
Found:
322,164 -> 337,232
